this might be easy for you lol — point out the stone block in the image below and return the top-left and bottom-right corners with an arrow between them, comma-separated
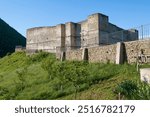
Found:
140,68 -> 150,83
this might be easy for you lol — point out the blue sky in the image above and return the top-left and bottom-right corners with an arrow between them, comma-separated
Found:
0,0 -> 150,36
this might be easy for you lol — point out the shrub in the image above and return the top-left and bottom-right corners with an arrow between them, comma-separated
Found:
28,51 -> 52,64
115,80 -> 150,100
114,80 -> 138,99
0,87 -> 9,97
134,83 -> 150,100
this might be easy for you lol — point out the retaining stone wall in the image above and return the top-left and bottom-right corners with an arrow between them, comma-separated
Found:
66,49 -> 83,61
88,45 -> 116,63
65,39 -> 150,64
124,39 -> 150,63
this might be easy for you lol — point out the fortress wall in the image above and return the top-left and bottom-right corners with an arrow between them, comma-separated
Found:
27,27 -> 56,50
102,23 -> 122,44
66,49 -> 83,61
87,14 -> 100,45
88,44 -> 116,63
124,29 -> 138,41
65,22 -> 76,48
65,39 -> 150,64
80,20 -> 88,47
26,13 -> 140,55
26,27 -> 56,52
99,14 -> 109,32
124,39 -> 150,63
27,25 -> 65,53
65,44 -> 116,63
75,23 -> 81,48
65,22 -> 81,49
108,23 -> 123,33
56,24 -> 65,48
80,13 -> 105,46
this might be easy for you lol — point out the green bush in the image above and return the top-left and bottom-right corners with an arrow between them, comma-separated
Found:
114,80 -> 138,99
27,51 -> 53,64
134,83 -> 150,100
41,60 -> 89,99
0,87 -> 9,97
115,80 -> 150,100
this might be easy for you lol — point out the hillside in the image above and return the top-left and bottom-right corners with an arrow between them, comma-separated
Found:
0,18 -> 26,57
0,51 -> 150,100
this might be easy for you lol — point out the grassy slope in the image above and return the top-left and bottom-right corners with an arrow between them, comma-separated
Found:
0,52 -> 149,100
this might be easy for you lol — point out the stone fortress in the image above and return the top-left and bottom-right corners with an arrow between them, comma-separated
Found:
26,13 -> 138,53
26,13 -> 150,64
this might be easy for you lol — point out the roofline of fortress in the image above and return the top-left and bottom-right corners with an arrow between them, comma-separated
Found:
27,26 -> 56,31
27,13 -> 109,31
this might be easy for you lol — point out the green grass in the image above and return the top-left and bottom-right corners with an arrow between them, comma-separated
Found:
0,51 -> 149,100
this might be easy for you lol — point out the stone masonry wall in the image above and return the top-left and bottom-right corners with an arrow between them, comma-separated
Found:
65,44 -> 116,63
27,27 -> 56,52
26,24 -> 65,53
27,13 -> 139,54
65,39 -> 150,64
66,49 -> 83,61
88,44 -> 116,63
124,39 -> 150,63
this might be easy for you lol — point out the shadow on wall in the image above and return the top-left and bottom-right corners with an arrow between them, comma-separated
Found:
122,43 -> 127,63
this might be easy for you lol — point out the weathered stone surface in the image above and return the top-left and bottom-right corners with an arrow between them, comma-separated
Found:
124,39 -> 150,63
65,22 -> 81,49
116,42 -> 124,64
66,49 -> 83,61
66,44 -> 116,63
65,39 -> 150,64
88,44 -> 116,63
26,24 -> 65,53
26,13 -> 138,54
26,12 -> 147,64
